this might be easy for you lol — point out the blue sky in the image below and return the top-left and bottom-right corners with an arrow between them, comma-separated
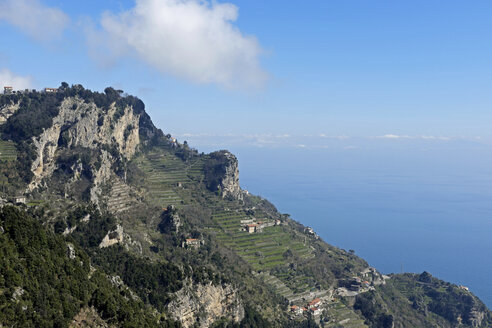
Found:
1,0 -> 492,144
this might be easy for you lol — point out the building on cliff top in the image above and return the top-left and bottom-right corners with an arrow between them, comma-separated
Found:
3,86 -> 12,94
44,88 -> 58,93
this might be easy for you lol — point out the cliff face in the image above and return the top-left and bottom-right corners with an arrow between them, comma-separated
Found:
167,282 -> 244,328
204,150 -> 243,200
219,151 -> 243,200
0,102 -> 19,124
28,97 -> 141,193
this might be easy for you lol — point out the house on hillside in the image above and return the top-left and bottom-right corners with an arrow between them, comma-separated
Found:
14,196 -> 26,204
310,307 -> 322,316
3,86 -> 12,94
308,298 -> 322,309
44,88 -> 58,93
183,238 -> 202,249
290,305 -> 303,315
245,223 -> 258,233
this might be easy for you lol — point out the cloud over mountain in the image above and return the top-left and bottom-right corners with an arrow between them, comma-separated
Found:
0,0 -> 69,42
0,68 -> 33,90
88,0 -> 267,89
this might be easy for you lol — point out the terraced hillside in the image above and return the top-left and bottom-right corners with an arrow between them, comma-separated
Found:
213,208 -> 314,271
135,146 -> 321,298
0,140 -> 16,161
136,149 -> 185,207
324,301 -> 368,328
107,178 -> 132,213
208,206 -> 325,302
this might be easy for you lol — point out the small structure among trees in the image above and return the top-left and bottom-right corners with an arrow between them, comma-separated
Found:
182,238 -> 203,249
14,195 -> 26,204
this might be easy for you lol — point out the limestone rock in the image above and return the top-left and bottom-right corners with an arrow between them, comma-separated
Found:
0,102 -> 19,124
70,307 -> 111,328
158,205 -> 181,233
12,287 -> 25,302
204,151 -> 243,201
67,243 -> 76,259
220,151 -> 242,200
28,98 -> 142,191
167,282 -> 244,328
99,225 -> 124,248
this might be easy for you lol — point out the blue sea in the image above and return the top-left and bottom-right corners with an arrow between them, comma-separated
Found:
187,136 -> 492,307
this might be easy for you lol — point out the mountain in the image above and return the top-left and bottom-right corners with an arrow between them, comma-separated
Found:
0,84 -> 490,328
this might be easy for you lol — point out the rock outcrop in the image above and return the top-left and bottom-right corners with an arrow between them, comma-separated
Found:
0,102 -> 19,124
70,307 -> 111,328
219,151 -> 242,200
158,205 -> 181,233
204,150 -> 243,201
26,97 -> 143,201
99,225 -> 124,248
167,282 -> 244,328
469,308 -> 486,327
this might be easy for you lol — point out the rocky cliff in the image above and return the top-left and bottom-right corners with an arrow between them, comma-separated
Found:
218,151 -> 243,200
28,98 -> 140,194
167,282 -> 244,328
204,150 -> 243,200
0,102 -> 19,124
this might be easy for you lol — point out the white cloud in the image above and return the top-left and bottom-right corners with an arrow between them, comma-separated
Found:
89,0 -> 267,89
0,0 -> 69,42
0,68 -> 33,90
377,134 -> 410,139
420,135 -> 451,141
375,134 -> 453,141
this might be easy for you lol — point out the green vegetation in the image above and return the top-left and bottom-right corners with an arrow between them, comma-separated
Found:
353,272 -> 492,328
0,206 -> 180,328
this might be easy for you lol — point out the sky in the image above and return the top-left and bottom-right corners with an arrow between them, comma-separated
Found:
1,0 -> 492,145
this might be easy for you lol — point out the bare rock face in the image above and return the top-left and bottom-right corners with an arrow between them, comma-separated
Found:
469,307 -> 486,327
27,97 -> 142,197
167,282 -> 244,328
158,205 -> 181,233
99,225 -> 124,248
70,307 -> 111,328
204,151 -> 243,201
0,102 -> 19,124
220,152 -> 243,201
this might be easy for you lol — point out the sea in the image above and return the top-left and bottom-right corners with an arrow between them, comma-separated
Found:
185,135 -> 492,307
